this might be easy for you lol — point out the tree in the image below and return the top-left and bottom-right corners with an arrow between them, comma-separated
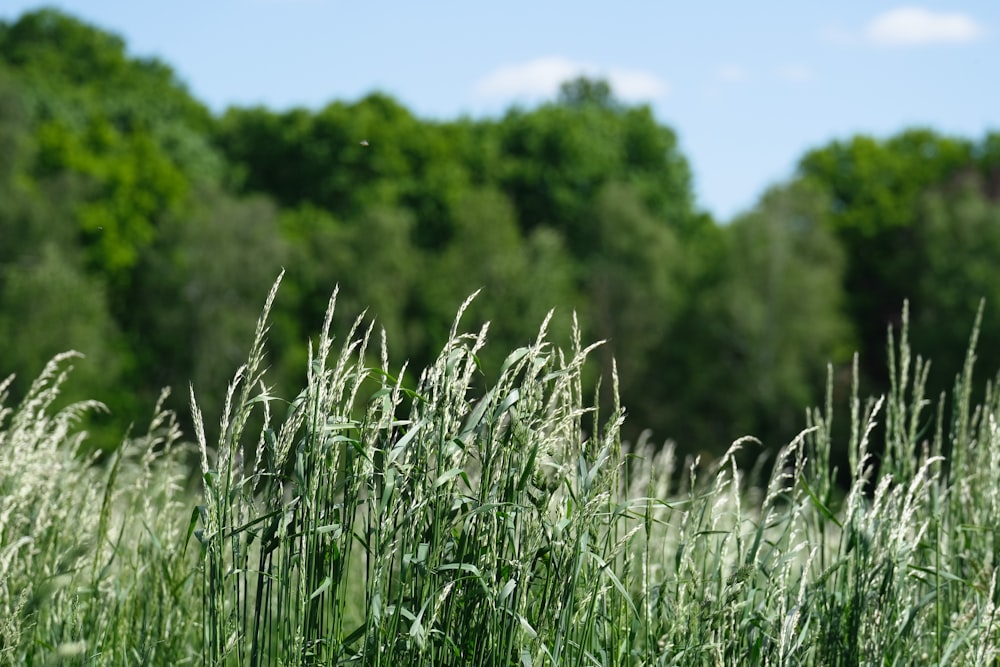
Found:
714,182 -> 852,446
633,183 -> 852,456
0,9 -> 213,135
1,8 -> 223,295
583,182 -> 686,427
797,129 -> 975,390
908,175 -> 1000,388
216,94 -> 471,250
418,187 -> 578,376
277,201 -> 420,369
0,64 -> 129,442
130,188 -> 289,427
0,243 -> 124,435
494,85 -> 698,251
558,77 -> 617,110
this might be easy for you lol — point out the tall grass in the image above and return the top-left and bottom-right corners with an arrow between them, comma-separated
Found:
0,355 -> 198,664
1,278 -> 998,665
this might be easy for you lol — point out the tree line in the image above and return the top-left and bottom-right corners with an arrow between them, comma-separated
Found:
2,9 -> 1000,463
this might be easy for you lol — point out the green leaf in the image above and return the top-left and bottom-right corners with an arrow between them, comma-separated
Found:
309,576 -> 332,600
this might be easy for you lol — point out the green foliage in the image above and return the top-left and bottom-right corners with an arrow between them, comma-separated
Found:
278,201 -> 418,366
908,176 -> 1000,388
216,94 -> 470,249
0,67 -> 29,183
419,187 -> 578,375
493,93 -> 697,252
557,76 -> 617,109
0,244 -> 122,405
35,115 -> 189,277
0,8 -> 222,287
583,182 -> 686,421
127,187 -> 290,434
9,5 -> 1000,471
212,74 -> 709,449
0,9 -> 247,445
716,182 -> 853,444
798,129 -> 974,236
0,75 -> 127,430
796,129 -> 985,394
0,8 -> 213,134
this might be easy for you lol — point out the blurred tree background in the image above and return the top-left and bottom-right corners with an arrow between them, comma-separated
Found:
3,9 -> 999,466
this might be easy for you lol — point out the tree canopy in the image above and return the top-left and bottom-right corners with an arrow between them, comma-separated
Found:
3,8 -> 1000,463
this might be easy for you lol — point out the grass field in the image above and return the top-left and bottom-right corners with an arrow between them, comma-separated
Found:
1,276 -> 998,665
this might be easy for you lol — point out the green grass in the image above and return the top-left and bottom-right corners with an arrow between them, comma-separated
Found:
1,276 -> 998,665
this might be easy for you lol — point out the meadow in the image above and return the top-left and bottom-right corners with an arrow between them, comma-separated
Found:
1,275 -> 997,665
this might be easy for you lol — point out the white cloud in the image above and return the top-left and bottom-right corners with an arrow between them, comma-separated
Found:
606,67 -> 670,100
864,7 -> 984,46
777,64 -> 813,83
473,56 -> 668,103
821,23 -> 857,45
717,64 -> 750,83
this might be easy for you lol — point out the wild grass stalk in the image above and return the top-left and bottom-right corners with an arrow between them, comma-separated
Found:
0,354 -> 199,665
2,281 -> 999,665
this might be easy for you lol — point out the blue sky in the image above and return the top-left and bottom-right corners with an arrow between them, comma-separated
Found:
2,1 -> 998,221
